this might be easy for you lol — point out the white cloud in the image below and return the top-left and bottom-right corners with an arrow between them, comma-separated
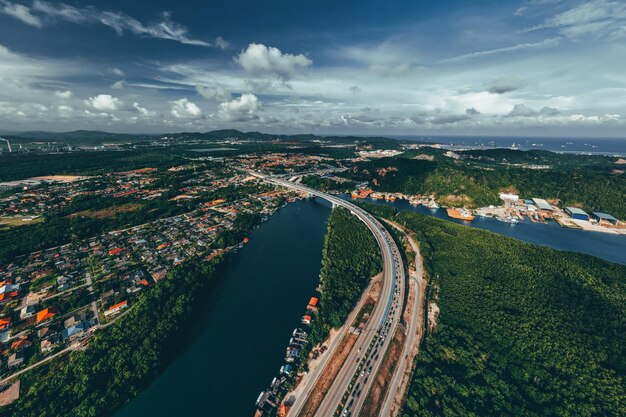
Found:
507,104 -> 559,117
217,93 -> 261,121
214,36 -> 229,49
85,94 -> 122,111
170,98 -> 203,119
108,68 -> 125,77
0,1 -> 42,27
55,90 -> 73,98
196,84 -> 231,102
235,44 -> 312,79
132,102 -> 155,117
111,80 -> 125,90
0,1 -> 224,47
529,0 -> 626,40
440,38 -> 560,63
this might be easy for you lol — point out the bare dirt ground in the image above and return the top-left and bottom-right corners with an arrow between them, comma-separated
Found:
428,302 -> 440,333
298,333 -> 358,417
0,380 -> 20,407
359,328 -> 405,417
69,203 -> 143,219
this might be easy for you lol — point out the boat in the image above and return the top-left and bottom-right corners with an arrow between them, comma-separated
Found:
423,201 -> 440,210
447,208 -> 475,221
496,216 -> 519,224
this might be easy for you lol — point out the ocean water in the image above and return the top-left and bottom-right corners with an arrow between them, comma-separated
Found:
394,136 -> 626,156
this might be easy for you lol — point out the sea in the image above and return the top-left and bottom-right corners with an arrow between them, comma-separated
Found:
393,136 -> 626,157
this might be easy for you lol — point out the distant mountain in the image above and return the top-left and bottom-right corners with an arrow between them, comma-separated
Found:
5,130 -> 157,143
3,129 -> 403,145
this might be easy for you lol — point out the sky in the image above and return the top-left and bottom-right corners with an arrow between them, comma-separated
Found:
0,0 -> 625,137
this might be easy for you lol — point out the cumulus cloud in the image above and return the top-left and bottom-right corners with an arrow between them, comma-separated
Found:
235,44 -> 312,79
466,107 -> 481,115
85,94 -> 122,111
108,68 -> 125,77
217,93 -> 261,121
55,90 -> 73,98
111,80 -> 125,90
196,84 -> 231,102
0,1 -> 224,47
132,102 -> 154,117
508,104 -> 559,117
0,1 -> 42,27
485,76 -> 528,94
170,98 -> 203,119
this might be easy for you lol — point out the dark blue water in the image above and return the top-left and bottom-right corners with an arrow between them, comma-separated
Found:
344,196 -> 626,265
115,198 -> 331,417
393,136 -> 626,156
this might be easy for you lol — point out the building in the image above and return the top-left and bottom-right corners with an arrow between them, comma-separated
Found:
36,307 -> 58,323
7,351 -> 24,368
591,212 -> 619,225
565,207 -> 589,221
531,198 -> 554,211
499,193 -> 519,204
0,317 -> 11,331
104,300 -> 128,317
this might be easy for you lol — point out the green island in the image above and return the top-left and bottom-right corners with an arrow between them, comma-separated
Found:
377,210 -> 626,417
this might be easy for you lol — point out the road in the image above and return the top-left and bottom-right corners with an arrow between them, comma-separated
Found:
256,173 -> 406,417
378,221 -> 425,417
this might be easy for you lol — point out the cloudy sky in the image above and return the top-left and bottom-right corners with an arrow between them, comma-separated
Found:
0,0 -> 625,137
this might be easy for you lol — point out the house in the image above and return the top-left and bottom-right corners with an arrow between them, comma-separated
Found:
20,304 -> 37,319
10,336 -> 31,351
7,351 -> 24,368
301,315 -> 312,325
104,300 -> 128,317
40,335 -> 61,353
0,291 -> 18,304
36,307 -> 58,323
0,317 -> 11,331
61,321 -> 90,341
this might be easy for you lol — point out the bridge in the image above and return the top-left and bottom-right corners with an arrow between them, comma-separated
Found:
254,172 -> 406,417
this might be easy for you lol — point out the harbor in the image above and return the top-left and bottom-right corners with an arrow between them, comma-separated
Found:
343,194 -> 626,266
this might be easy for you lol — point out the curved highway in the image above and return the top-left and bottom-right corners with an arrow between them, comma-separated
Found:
255,173 -> 406,417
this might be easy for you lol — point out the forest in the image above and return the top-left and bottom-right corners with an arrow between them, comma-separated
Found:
1,257 -> 224,417
390,211 -> 626,417
308,207 -> 382,346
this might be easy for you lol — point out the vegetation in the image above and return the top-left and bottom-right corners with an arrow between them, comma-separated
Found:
1,257 -> 224,417
391,212 -> 626,417
309,207 -> 382,346
0,149 -> 185,182
342,151 -> 626,218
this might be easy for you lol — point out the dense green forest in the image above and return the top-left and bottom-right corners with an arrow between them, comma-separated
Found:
1,257 -> 224,417
308,207 -> 382,345
341,154 -> 625,218
0,150 -> 186,182
391,212 -> 626,417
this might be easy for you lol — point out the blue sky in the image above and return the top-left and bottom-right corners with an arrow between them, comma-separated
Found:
0,0 -> 625,136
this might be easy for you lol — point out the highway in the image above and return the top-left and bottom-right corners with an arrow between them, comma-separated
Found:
378,222 -> 425,417
255,172 -> 406,417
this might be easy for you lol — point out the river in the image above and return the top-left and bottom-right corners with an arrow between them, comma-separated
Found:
343,195 -> 626,265
116,194 -> 625,417
115,198 -> 331,417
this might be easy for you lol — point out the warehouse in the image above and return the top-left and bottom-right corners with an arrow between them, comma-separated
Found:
565,207 -> 589,221
531,198 -> 554,211
591,212 -> 619,225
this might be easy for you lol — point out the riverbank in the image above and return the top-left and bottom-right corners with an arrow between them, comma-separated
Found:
115,198 -> 332,417
344,195 -> 626,265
